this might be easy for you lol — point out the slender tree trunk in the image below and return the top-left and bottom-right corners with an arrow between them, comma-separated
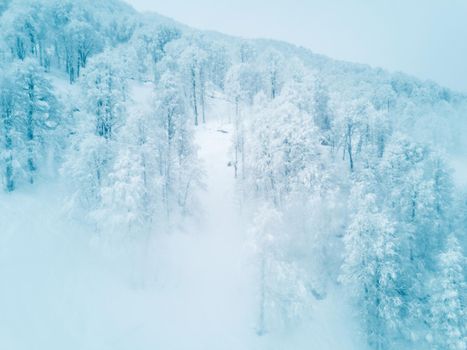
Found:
27,79 -> 36,184
3,105 -> 15,191
257,255 -> 267,336
200,67 -> 206,124
346,123 -> 354,172
234,105 -> 241,178
77,55 -> 81,78
241,129 -> 245,180
165,110 -> 174,222
191,67 -> 198,126
201,84 -> 206,124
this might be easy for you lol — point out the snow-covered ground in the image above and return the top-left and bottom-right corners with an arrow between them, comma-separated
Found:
0,82 -> 365,348
0,123 -> 364,350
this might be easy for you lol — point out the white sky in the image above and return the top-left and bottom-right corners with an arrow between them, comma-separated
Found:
125,0 -> 467,92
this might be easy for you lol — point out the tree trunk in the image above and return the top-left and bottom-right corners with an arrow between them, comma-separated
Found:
257,255 -> 267,336
3,105 -> 15,191
191,67 -> 198,126
27,78 -> 36,184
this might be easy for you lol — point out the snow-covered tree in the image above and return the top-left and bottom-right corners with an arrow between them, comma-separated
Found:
244,86 -> 323,206
64,20 -> 103,79
180,44 -> 208,125
62,53 -> 126,214
428,234 -> 466,350
0,59 -> 59,190
312,78 -> 332,132
340,188 -> 402,350
154,72 -> 202,220
0,68 -> 18,191
92,147 -> 151,237
249,204 -> 312,335
132,24 -> 181,81
149,25 -> 181,65
225,63 -> 263,109
260,49 -> 284,100
82,53 -> 126,140
238,41 -> 256,63
203,39 -> 230,89
14,59 -> 59,184
103,111 -> 162,232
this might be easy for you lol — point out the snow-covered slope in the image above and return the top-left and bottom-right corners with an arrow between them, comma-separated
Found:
0,1 -> 466,349
0,114 -> 367,350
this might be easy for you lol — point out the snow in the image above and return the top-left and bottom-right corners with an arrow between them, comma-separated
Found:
132,121 -> 258,349
0,105 -> 364,349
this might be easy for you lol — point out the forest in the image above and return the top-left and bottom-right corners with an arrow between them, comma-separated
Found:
0,0 -> 465,349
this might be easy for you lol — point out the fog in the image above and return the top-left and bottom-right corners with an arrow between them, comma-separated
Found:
126,0 -> 467,92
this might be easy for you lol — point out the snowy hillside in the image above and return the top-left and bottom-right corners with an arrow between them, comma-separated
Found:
0,0 -> 465,349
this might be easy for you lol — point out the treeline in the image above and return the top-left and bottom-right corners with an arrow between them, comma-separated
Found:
230,48 -> 466,350
0,0 -> 137,82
